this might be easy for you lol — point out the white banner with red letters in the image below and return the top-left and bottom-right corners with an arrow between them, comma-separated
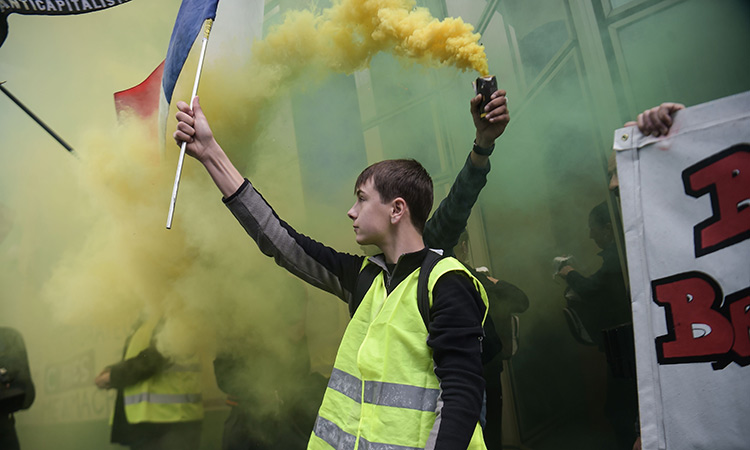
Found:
614,91 -> 750,450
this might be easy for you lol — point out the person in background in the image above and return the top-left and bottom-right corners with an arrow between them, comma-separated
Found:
0,327 -> 35,450
95,316 -> 203,450
557,201 -> 630,346
565,102 -> 685,450
557,200 -> 636,449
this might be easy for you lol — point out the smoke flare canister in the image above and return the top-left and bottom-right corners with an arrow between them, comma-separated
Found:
474,76 -> 497,118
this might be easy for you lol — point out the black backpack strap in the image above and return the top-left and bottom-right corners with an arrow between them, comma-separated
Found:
350,262 -> 381,318
417,250 -> 444,330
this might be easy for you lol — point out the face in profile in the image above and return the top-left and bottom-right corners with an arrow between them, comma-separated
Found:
347,178 -> 392,246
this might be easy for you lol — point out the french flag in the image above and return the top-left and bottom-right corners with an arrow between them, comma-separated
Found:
114,0 -> 219,137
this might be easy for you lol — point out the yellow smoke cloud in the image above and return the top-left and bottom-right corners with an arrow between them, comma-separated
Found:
253,0 -> 489,80
39,112 -> 308,360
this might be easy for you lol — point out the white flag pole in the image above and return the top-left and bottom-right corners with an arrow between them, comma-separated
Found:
166,18 -> 214,230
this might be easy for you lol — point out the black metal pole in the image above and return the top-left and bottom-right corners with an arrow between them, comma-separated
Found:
0,81 -> 76,155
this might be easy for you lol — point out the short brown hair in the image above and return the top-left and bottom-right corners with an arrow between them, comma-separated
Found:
355,159 -> 433,233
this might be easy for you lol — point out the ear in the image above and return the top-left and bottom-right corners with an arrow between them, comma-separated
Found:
390,197 -> 407,224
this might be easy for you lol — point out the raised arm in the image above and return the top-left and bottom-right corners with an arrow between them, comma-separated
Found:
97,346 -> 168,390
423,89 -> 510,253
173,97 -> 363,302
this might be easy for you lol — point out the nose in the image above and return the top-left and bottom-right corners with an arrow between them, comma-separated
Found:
347,203 -> 357,221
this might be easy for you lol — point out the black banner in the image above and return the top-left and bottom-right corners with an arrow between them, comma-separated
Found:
1,0 -> 134,47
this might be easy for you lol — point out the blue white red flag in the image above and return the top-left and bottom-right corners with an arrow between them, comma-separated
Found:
159,0 -> 219,134
113,1 -> 218,142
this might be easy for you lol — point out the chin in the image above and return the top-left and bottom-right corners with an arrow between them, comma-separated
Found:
355,235 -> 374,246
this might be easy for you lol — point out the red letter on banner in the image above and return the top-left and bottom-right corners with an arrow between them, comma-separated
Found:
728,290 -> 750,359
683,144 -> 750,257
653,272 -> 733,363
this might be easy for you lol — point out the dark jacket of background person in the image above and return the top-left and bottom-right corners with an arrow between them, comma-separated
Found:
564,241 -> 630,348
0,327 -> 35,450
564,242 -> 637,450
469,268 -> 529,450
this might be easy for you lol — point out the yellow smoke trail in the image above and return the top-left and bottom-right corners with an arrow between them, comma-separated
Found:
253,0 -> 488,81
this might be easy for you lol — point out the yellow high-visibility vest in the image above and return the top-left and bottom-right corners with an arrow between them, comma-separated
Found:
121,318 -> 203,423
309,257 -> 489,450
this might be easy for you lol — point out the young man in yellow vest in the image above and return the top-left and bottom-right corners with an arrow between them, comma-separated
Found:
173,88 -> 508,450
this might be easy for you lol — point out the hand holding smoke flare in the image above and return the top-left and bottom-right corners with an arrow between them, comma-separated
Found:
470,77 -> 509,151
474,76 -> 498,119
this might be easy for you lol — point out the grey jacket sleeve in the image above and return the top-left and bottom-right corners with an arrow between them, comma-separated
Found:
224,180 -> 363,303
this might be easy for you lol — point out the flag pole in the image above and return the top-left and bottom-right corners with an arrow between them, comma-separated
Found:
166,18 -> 214,230
0,81 -> 77,156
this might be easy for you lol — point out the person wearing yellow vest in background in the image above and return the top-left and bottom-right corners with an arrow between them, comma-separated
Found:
95,316 -> 203,450
171,83 -> 509,449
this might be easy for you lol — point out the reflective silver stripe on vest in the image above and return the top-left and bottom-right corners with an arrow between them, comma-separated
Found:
328,368 -> 439,412
314,416 -> 357,450
358,437 -> 422,450
328,368 -> 362,402
363,379 -> 439,412
124,393 -> 202,406
314,416 -> 422,450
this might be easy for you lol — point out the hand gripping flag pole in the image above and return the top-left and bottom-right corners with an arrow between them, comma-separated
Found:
166,18 -> 213,230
